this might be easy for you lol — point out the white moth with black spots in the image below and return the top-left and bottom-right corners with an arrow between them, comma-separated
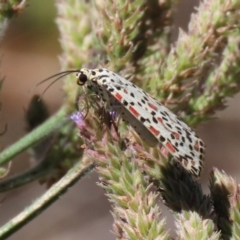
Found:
75,68 -> 205,177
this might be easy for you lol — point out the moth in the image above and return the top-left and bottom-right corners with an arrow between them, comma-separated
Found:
40,68 -> 205,177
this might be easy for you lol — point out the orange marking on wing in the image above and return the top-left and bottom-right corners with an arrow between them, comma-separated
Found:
148,103 -> 158,111
157,117 -> 163,123
174,132 -> 180,139
129,106 -> 139,117
115,92 -> 122,101
166,142 -> 175,153
124,89 -> 128,94
149,126 -> 160,136
194,142 -> 199,151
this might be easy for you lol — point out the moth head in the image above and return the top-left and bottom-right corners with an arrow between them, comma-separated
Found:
76,68 -> 91,86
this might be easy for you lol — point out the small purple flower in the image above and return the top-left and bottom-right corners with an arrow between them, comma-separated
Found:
70,112 -> 86,128
109,110 -> 117,121
71,111 -> 96,142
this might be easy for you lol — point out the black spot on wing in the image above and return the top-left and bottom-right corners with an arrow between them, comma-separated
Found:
152,117 -> 158,124
140,117 -> 146,122
160,136 -> 166,142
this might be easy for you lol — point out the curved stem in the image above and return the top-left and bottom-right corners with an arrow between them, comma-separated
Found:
0,157 -> 94,239
0,106 -> 68,166
0,156 -> 55,192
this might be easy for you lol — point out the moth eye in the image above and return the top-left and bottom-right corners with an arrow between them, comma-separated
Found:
77,72 -> 88,86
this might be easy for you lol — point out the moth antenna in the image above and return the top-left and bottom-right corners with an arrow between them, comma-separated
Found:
29,70 -> 79,99
36,70 -> 79,86
39,72 -> 77,99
